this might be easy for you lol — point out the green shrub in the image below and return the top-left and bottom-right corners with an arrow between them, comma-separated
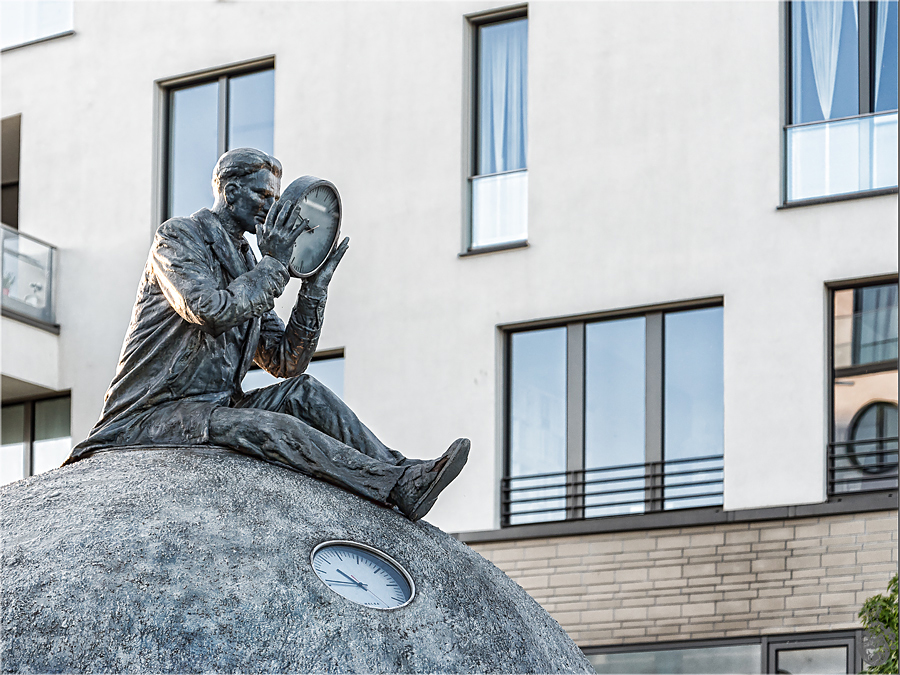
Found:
859,575 -> 898,674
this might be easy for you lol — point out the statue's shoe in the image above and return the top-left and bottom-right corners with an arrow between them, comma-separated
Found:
392,439 -> 470,522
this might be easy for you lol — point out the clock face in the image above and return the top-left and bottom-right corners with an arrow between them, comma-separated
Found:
281,176 -> 342,278
311,541 -> 415,610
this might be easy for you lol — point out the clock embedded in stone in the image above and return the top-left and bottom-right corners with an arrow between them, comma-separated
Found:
311,540 -> 415,610
280,175 -> 342,278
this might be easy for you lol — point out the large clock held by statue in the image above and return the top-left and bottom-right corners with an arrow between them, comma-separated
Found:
281,175 -> 342,278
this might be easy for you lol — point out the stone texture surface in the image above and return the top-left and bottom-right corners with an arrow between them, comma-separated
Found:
470,510 -> 898,647
1,448 -> 592,674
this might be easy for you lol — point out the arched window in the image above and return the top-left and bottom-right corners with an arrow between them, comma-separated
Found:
848,401 -> 898,474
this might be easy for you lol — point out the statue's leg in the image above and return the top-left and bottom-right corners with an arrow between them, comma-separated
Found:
237,374 -> 413,467
208,406 -> 403,504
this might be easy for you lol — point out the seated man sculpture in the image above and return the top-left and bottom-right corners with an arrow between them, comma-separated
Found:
66,148 -> 468,522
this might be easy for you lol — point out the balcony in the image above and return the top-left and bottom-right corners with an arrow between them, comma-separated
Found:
828,438 -> 899,494
501,454 -> 724,526
1,224 -> 56,328
786,111 -> 898,203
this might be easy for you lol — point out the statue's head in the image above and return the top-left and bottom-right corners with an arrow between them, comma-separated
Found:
212,148 -> 283,235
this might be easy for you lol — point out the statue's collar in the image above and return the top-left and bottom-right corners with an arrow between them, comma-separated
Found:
192,209 -> 254,279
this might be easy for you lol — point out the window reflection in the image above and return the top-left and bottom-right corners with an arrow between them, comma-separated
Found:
664,307 -> 724,508
588,643 -> 762,674
1,403 -> 25,486
831,283 -> 899,494
169,82 -> 219,219
508,327 -> 566,524
32,397 -> 71,475
775,646 -> 848,674
167,67 -> 275,221
584,317 -> 646,517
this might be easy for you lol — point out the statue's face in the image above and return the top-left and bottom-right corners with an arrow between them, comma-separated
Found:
226,169 -> 280,234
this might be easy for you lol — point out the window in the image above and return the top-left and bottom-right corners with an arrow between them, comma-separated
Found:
165,63 -> 275,220
1,395 -> 71,486
786,0 -> 898,202
0,1 -> 73,51
503,303 -> 724,526
242,353 -> 346,401
829,280 -> 898,493
1,115 -> 20,229
467,10 -> 528,251
584,632 -> 861,674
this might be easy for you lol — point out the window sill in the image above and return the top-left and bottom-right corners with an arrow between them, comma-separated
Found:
459,240 -> 528,258
453,489 -> 897,543
1,30 -> 75,53
1,307 -> 60,335
778,186 -> 898,210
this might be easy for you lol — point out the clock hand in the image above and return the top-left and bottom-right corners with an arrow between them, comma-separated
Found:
337,568 -> 368,590
324,580 -> 363,586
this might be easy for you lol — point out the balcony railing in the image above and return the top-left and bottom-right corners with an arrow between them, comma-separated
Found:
1,224 -> 56,326
501,454 -> 724,526
828,438 -> 899,494
786,111 -> 898,202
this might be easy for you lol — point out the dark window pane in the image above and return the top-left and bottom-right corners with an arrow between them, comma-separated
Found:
508,327 -> 566,523
664,307 -> 724,508
874,0 -> 898,112
1,184 -> 18,229
852,284 -> 899,365
791,1 -> 859,123
169,81 -> 219,218
1,404 -> 25,486
477,18 -> 527,175
33,396 -> 70,475
584,317 -> 646,516
228,69 -> 275,154
776,646 -> 848,674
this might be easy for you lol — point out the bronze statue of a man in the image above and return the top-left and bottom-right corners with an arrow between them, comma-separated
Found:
67,148 -> 468,521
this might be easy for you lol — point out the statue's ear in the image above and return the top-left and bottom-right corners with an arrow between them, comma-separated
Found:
223,182 -> 240,205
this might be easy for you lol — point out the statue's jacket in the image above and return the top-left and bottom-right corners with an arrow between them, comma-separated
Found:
67,208 -> 324,462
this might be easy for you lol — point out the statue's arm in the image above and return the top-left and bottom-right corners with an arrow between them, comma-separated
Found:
151,220 -> 289,337
254,289 -> 325,378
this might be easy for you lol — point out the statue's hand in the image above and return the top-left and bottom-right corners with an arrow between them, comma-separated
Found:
303,237 -> 349,296
257,199 -> 306,266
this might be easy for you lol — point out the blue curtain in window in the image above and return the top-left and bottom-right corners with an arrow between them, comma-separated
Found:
478,19 -> 527,176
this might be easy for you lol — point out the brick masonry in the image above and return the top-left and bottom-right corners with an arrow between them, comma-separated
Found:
468,510 -> 898,647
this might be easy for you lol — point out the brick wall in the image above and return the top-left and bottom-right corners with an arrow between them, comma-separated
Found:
468,510 -> 898,647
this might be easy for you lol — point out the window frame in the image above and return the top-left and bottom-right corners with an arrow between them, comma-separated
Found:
826,274 -> 899,495
156,57 -> 275,226
462,4 -> 529,256
1,393 -> 71,482
582,630 -> 862,674
782,1 -> 900,205
500,297 -> 725,527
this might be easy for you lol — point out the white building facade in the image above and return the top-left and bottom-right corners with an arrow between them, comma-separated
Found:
2,2 -> 897,672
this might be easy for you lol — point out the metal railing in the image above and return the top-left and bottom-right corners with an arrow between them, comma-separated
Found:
828,437 -> 899,494
1,224 -> 56,325
501,454 -> 724,526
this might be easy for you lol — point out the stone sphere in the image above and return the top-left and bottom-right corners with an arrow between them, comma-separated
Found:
1,448 -> 593,673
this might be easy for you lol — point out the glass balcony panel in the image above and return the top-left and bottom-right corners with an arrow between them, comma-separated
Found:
1,225 -> 55,324
471,170 -> 527,248
787,112 -> 899,201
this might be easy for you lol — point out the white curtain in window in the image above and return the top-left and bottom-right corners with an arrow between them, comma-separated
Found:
478,19 -> 528,175
803,0 -> 844,120
874,0 -> 890,107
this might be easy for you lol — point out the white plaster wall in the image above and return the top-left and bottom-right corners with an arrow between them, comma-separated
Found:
1,317 -> 60,391
1,1 -> 896,532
